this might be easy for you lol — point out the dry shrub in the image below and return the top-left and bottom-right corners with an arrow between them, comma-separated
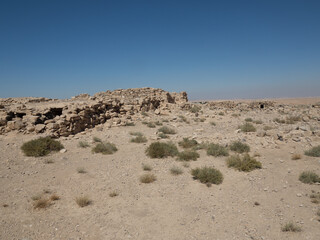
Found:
92,142 -> 117,155
50,194 -> 60,201
177,150 -> 199,161
230,141 -> 250,153
33,198 -> 51,209
281,222 -> 301,232
227,154 -> 262,172
178,138 -> 198,149
140,173 -> 156,183
299,171 -> 320,184
158,126 -> 176,135
305,145 -> 320,157
146,142 -> 178,158
21,137 -> 64,157
291,154 -> 301,160
207,143 -> 229,157
239,123 -> 256,132
76,196 -> 91,207
142,164 -> 152,171
191,167 -> 223,185
131,135 -> 147,143
170,166 -> 183,175
78,141 -> 89,148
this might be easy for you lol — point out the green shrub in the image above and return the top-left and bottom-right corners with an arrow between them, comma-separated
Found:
177,150 -> 200,161
129,131 -> 143,137
210,122 -> 216,126
131,135 -> 147,143
140,173 -> 156,183
207,143 -> 229,157
253,120 -> 263,124
21,137 -> 64,157
227,154 -> 262,172
281,222 -> 301,232
230,141 -> 250,153
299,171 -> 320,184
125,122 -> 135,126
92,142 -> 117,155
146,142 -> 179,158
310,192 -> 320,204
191,167 -> 223,185
158,133 -> 169,139
179,115 -> 189,123
218,112 -> 225,116
305,145 -> 320,157
147,122 -> 156,128
178,138 -> 198,149
78,141 -> 89,148
154,121 -> 163,126
239,123 -> 256,132
93,137 -> 102,143
245,118 -> 253,122
170,166 -> 183,175
158,126 -> 176,134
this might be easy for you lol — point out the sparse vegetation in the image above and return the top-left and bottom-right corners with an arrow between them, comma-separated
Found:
263,125 -> 273,131
92,142 -> 117,155
141,112 -> 148,117
154,121 -> 163,126
50,194 -> 60,201
158,126 -> 176,134
305,145 -> 320,157
125,122 -> 135,126
239,123 -> 256,132
146,142 -> 178,158
191,167 -> 223,185
230,141 -> 250,153
210,121 -> 216,126
142,164 -> 152,171
245,118 -> 253,122
218,111 -> 225,116
274,118 -> 286,124
21,137 -> 64,157
140,173 -> 156,183
227,154 -> 262,172
291,154 -> 301,160
77,167 -> 86,173
75,196 -> 91,207
130,131 -> 143,137
299,171 -> 320,184
78,141 -> 90,148
147,122 -> 156,128
179,115 -> 189,123
253,120 -> 263,124
310,192 -> 320,204
182,162 -> 190,168
33,198 -> 51,209
93,136 -> 102,143
285,115 -> 301,124
131,135 -> 147,143
207,143 -> 229,157
44,159 -> 54,164
177,150 -> 200,161
281,222 -> 301,232
109,191 -> 118,197
158,133 -> 169,139
189,105 -> 201,113
178,138 -> 198,149
170,166 -> 183,175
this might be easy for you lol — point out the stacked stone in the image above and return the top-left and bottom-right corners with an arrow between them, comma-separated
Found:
0,88 -> 188,137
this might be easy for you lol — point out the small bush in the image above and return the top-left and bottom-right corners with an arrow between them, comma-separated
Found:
158,126 -> 176,135
93,137 -> 102,143
125,122 -> 135,126
158,133 -> 169,139
109,191 -> 118,197
245,118 -> 253,122
31,194 -> 42,201
146,142 -> 178,158
77,167 -> 86,173
291,154 -> 301,160
253,120 -> 263,124
76,196 -> 91,207
154,121 -> 163,126
178,138 -> 198,149
305,145 -> 320,157
44,159 -> 54,164
310,192 -> 320,204
274,118 -> 286,124
239,123 -> 256,132
92,142 -> 117,155
191,167 -> 223,185
140,173 -> 156,183
232,113 -> 240,117
131,135 -> 147,143
33,198 -> 51,209
147,122 -> 156,128
286,116 -> 301,124
170,166 -> 183,175
141,112 -> 148,117
130,131 -> 143,137
207,143 -> 229,157
299,171 -> 320,184
227,154 -> 262,172
142,164 -> 152,171
50,194 -> 60,201
21,137 -> 64,157
263,126 -> 273,131
179,115 -> 189,123
177,150 -> 200,161
218,112 -> 224,116
78,141 -> 90,148
182,162 -> 190,168
194,142 -> 210,150
210,122 -> 216,126
230,141 -> 250,153
281,222 -> 301,232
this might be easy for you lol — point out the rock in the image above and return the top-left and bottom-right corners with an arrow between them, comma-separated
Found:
60,149 -> 67,153
35,124 -> 46,133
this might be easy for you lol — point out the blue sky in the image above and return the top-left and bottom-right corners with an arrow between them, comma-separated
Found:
0,0 -> 319,100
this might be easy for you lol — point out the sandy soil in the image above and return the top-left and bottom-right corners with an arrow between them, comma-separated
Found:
1,99 -> 320,240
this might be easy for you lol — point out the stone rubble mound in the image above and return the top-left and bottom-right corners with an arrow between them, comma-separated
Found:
0,88 -> 187,137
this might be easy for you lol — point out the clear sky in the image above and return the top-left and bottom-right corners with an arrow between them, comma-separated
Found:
1,0 -> 319,100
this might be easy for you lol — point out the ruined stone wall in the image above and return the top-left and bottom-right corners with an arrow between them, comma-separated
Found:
0,88 -> 187,137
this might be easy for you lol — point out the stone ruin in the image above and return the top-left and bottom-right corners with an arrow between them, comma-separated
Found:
0,88 -> 188,137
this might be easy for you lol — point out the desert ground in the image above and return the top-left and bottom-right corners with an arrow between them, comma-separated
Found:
1,94 -> 320,240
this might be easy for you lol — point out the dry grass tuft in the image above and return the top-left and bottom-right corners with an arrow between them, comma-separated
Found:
305,145 -> 320,157
142,164 -> 152,171
75,196 -> 91,207
291,153 -> 301,160
109,191 -> 119,197
50,194 -> 60,201
92,142 -> 117,155
239,123 -> 256,132
170,166 -> 183,175
158,126 -> 176,135
140,173 -> 156,183
146,142 -> 178,158
131,135 -> 147,143
227,154 -> 262,172
281,222 -> 302,232
178,138 -> 198,149
207,143 -> 229,157
77,167 -> 86,173
299,171 -> 320,184
33,198 -> 51,209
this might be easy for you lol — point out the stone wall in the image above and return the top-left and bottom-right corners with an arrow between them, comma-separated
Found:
0,88 -> 187,137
